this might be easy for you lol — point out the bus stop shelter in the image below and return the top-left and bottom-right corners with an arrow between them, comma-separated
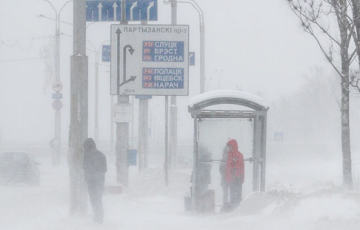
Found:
187,90 -> 269,213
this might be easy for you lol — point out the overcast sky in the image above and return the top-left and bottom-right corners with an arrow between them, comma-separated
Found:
0,0 -> 328,143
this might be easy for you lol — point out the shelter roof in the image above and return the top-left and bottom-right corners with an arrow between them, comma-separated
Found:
188,90 -> 269,111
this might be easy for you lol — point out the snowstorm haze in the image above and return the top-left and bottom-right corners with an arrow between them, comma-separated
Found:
0,0 -> 326,142
1,0 -> 360,230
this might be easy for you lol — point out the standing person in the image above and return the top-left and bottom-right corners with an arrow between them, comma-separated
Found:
225,139 -> 244,211
83,138 -> 107,223
219,146 -> 230,212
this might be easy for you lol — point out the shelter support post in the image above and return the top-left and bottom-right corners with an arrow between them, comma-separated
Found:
260,115 -> 267,191
192,115 -> 199,212
252,115 -> 262,191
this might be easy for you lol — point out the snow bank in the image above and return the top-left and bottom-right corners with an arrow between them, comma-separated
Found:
2,156 -> 360,230
126,167 -> 191,198
226,181 -> 360,229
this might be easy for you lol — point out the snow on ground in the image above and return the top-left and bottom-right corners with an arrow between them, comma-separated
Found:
1,142 -> 360,230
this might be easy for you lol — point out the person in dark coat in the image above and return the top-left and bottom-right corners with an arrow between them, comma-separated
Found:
83,138 -> 107,223
219,146 -> 229,211
225,139 -> 244,211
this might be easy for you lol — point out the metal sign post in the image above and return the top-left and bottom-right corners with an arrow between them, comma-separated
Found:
137,20 -> 149,172
115,0 -> 129,188
69,0 -> 88,216
169,0 -> 177,171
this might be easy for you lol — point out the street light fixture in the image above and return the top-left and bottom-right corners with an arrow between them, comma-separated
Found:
37,14 -> 73,26
164,0 -> 205,93
42,0 -> 73,166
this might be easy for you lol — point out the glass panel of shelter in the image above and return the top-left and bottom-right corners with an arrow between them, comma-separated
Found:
197,117 -> 254,212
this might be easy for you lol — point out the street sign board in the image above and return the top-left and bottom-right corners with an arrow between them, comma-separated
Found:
110,24 -> 189,96
52,93 -> 63,100
102,45 -> 111,62
52,99 -> 63,111
86,1 -> 121,21
189,52 -> 195,66
126,0 -> 158,21
52,81 -> 63,92
86,0 -> 157,22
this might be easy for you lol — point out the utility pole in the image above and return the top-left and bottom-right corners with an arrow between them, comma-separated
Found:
111,95 -> 115,161
68,0 -> 88,215
94,51 -> 99,143
116,0 -> 129,187
175,0 -> 205,93
43,0 -> 72,166
87,40 -> 110,144
169,0 -> 178,170
53,5 -> 61,166
138,95 -> 149,171
200,10 -> 205,94
138,21 -> 149,172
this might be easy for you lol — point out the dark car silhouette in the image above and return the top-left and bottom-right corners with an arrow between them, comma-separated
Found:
0,152 -> 40,185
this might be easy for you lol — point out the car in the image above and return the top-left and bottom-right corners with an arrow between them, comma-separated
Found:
0,152 -> 40,185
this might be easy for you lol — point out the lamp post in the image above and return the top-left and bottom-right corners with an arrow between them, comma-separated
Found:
164,0 -> 205,94
87,40 -> 110,143
43,0 -> 73,166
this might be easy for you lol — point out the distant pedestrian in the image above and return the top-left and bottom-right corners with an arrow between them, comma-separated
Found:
83,138 -> 107,223
225,139 -> 244,211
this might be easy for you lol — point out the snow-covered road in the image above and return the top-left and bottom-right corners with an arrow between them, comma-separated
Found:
1,142 -> 360,230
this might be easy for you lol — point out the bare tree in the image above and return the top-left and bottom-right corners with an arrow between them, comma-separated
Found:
286,0 -> 358,189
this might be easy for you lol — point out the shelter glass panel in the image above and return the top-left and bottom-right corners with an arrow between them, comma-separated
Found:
197,118 -> 254,208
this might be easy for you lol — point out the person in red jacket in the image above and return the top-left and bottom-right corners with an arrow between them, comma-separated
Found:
225,139 -> 244,210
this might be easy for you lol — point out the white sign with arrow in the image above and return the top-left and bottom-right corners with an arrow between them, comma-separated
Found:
110,24 -> 189,96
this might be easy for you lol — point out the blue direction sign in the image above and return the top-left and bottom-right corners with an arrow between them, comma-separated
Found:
142,68 -> 184,89
143,41 -> 184,62
87,0 -> 157,22
126,0 -> 157,21
86,1 -> 121,21
102,45 -> 111,62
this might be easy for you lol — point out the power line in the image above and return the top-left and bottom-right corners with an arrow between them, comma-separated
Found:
0,56 -> 53,64
0,35 -> 54,52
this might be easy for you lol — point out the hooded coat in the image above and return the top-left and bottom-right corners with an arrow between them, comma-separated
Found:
225,139 -> 244,183
83,138 -> 107,184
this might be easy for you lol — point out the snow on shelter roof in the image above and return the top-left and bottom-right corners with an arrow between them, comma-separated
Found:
188,90 -> 269,111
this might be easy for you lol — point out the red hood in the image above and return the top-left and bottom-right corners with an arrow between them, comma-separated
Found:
225,139 -> 245,183
227,139 -> 239,152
